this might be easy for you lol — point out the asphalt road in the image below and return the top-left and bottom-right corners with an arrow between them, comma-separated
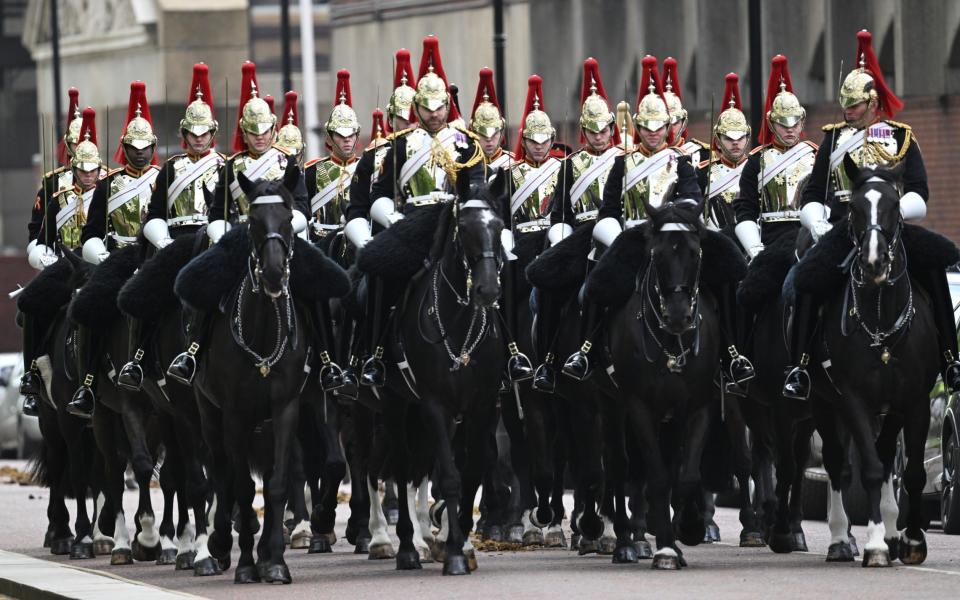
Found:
2,459 -> 959,600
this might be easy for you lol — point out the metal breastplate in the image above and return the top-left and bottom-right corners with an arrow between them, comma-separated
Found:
57,191 -> 87,250
759,144 -> 815,216
313,160 -> 351,226
107,171 -> 153,241
233,152 -> 287,215
372,145 -> 390,184
509,160 -> 559,221
622,150 -> 679,222
169,154 -> 221,219
704,160 -> 741,227
569,150 -> 614,217
831,123 -> 904,200
402,128 -> 458,200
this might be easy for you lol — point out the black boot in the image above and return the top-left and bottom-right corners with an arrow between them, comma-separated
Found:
66,375 -> 95,419
167,310 -> 206,385
117,318 -> 146,391
314,301 -> 345,392
360,277 -> 386,388
67,326 -> 99,419
19,314 -> 44,397
782,293 -> 817,400
562,301 -> 601,381
920,268 -> 960,391
717,284 -> 755,385
532,290 -> 559,393
22,394 -> 40,416
506,343 -> 534,382
500,261 -> 533,383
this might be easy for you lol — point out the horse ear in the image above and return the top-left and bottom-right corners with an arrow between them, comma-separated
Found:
236,171 -> 253,196
60,243 -> 82,270
282,159 -> 299,195
201,184 -> 214,208
641,196 -> 661,222
842,153 -> 861,185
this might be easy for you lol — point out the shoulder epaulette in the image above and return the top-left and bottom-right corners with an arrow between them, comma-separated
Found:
304,158 -> 323,168
749,145 -> 765,156
227,150 -> 245,160
365,137 -> 390,151
885,119 -> 912,132
52,187 -> 73,199
455,126 -> 480,141
272,144 -> 293,156
821,121 -> 846,132
691,138 -> 710,150
386,127 -> 414,141
106,167 -> 124,177
697,158 -> 712,169
802,139 -> 819,150
43,165 -> 67,178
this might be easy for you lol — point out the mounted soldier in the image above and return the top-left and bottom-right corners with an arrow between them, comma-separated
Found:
67,81 -> 160,417
698,73 -> 751,231
782,30 -> 960,400
343,35 -> 485,388
163,60 -> 309,386
116,63 -> 224,391
663,57 -> 709,167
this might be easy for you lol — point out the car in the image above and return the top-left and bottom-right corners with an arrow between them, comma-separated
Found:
0,353 -> 42,459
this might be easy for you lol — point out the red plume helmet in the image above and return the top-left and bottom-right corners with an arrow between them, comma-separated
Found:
57,87 -> 81,164
515,74 -> 552,159
662,57 -> 682,100
854,29 -> 903,117
282,90 -> 299,127
334,69 -> 353,108
233,61 -> 261,152
471,67 -> 501,120
758,55 -> 797,145
579,57 -> 620,146
417,35 -> 460,122
78,107 -> 98,147
264,94 -> 276,116
187,63 -> 214,110
386,48 -> 417,133
369,108 -> 387,146
115,81 -> 157,165
634,55 -> 671,144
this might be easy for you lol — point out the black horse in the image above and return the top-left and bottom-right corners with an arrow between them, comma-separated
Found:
605,197 -> 723,569
807,158 -> 941,567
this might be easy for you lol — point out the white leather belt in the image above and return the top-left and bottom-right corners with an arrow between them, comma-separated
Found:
834,190 -> 852,201
406,191 -> 455,207
110,233 -> 138,246
168,215 -> 208,227
311,223 -> 341,237
575,210 -> 599,223
761,210 -> 800,222
515,219 -> 550,233
625,218 -> 647,229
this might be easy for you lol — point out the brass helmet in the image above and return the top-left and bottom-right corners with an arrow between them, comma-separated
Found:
58,87 -> 81,164
839,30 -> 903,117
181,63 -> 218,137
325,69 -> 361,138
72,107 -> 102,173
414,36 -> 460,121
661,57 -> 687,125
579,58 -> 616,135
115,82 -> 157,163
714,73 -> 750,142
233,61 -> 276,152
387,48 -> 416,124
276,91 -> 303,154
469,67 -> 505,138
634,56 -> 670,132
759,55 -> 805,146
514,74 -> 555,158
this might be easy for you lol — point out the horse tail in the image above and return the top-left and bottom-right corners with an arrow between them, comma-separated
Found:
28,438 -> 52,488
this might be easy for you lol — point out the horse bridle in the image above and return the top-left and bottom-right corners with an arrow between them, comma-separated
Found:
247,195 -> 295,296
448,199 -> 504,303
847,182 -> 906,288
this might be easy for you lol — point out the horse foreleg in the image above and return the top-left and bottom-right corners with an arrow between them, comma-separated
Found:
155,442 -> 183,565
786,419 -> 815,552
366,475 -> 395,559
421,400 -> 469,576
812,399 -> 856,562
897,401 -> 931,564
259,397 -> 299,584
310,417 -> 346,553
673,403 -> 711,552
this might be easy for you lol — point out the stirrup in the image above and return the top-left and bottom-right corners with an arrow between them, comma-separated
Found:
318,351 -> 345,392
360,348 -> 386,388
167,343 -> 199,386
532,355 -> 557,393
67,376 -> 96,419
116,349 -> 145,391
506,344 -> 534,382
561,341 -> 593,381
782,366 -> 811,401
19,368 -> 43,396
728,346 -> 756,384
21,394 -> 40,417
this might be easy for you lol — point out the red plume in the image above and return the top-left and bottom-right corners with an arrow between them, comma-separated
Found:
282,91 -> 299,126
393,48 -> 416,89
187,63 -> 214,109
634,56 -> 670,144
855,29 -> 903,118
579,57 -> 620,146
416,35 -> 460,122
662,57 -> 682,100
57,87 -> 80,164
369,108 -> 387,145
471,68 -> 500,118
233,61 -> 260,152
115,81 -> 157,165
515,75 -> 548,159
758,55 -> 799,145
721,72 -> 743,110
77,107 -> 98,147
334,69 -> 353,108
264,94 -> 275,115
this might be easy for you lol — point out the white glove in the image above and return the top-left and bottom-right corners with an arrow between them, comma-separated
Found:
900,191 -> 926,221
26,239 -> 37,255
27,243 -> 56,270
547,223 -> 573,246
747,244 -> 765,260
501,229 -> 517,261
143,218 -> 174,249
291,210 -> 308,234
81,237 -> 110,265
734,220 -> 764,260
370,197 -> 404,228
344,217 -> 373,249
800,202 -> 833,242
206,220 -> 230,244
592,217 -> 623,247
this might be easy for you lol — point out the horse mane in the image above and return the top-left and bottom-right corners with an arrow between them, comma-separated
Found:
851,166 -> 900,190
248,177 -> 294,206
646,199 -> 706,237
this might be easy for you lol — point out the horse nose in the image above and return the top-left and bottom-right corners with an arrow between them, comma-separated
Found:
473,283 -> 500,306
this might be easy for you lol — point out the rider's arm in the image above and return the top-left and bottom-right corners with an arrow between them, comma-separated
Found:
596,156 -> 625,223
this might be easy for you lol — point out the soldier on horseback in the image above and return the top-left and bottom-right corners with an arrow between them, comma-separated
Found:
782,30 -> 960,400
663,57 -> 709,167
698,73 -> 751,231
67,82 -> 160,417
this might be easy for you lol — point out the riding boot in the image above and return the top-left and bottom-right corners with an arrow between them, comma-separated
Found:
500,264 -> 533,383
167,309 -> 207,386
314,300 -> 345,392
67,326 -> 98,419
717,283 -> 755,388
117,317 -> 146,391
19,313 -> 44,398
532,290 -> 558,393
335,316 -> 359,400
561,300 -> 601,381
782,293 -> 817,400
919,268 -> 960,391
360,276 -> 387,388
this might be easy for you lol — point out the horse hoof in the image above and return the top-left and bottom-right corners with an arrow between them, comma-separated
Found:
848,536 -> 861,557
368,542 -> 396,560
703,523 -> 721,544
598,536 -> 617,555
93,539 -> 115,555
354,537 -> 371,554
442,555 -> 471,576
308,536 -> 332,554
386,508 -> 400,526
579,514 -> 603,540
898,533 -> 927,565
234,565 -> 261,584
110,548 -> 133,565
533,506 -> 553,529
768,532 -> 794,554
569,533 -> 581,551
486,525 -> 504,542
50,537 -> 72,555
156,548 -> 178,565
826,542 -> 854,562
176,551 -> 196,570
264,564 -> 292,584
431,544 -> 446,564
43,529 -> 54,548
217,554 -> 231,572
652,549 -> 682,570
578,538 -> 599,556
522,530 -> 544,547
465,549 -> 478,572
70,541 -> 94,560
290,531 -> 312,549
131,538 -> 160,562
506,524 -> 524,545
676,519 -> 706,547
544,529 -> 566,548
862,548 -> 891,568
193,556 -> 221,577
739,531 -> 767,548
634,539 -> 653,559
257,562 -> 269,581
417,544 -> 434,563
396,549 -> 422,570
612,544 -> 638,564
791,532 -> 808,552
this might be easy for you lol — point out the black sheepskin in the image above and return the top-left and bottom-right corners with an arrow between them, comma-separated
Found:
583,226 -> 749,308
174,226 -> 351,312
118,234 -> 197,319
513,229 -> 547,275
903,224 -> 960,270
68,245 -> 142,329
17,257 -> 75,317
357,204 -> 446,280
525,223 -> 593,291
737,229 -> 798,312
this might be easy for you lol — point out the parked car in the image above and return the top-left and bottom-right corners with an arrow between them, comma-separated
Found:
0,353 -> 42,459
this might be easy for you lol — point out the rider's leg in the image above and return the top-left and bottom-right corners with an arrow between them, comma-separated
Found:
166,308 -> 209,386
916,267 -> 960,391
314,300 -> 345,392
502,262 -> 533,383
532,289 -> 559,393
360,276 -> 387,388
67,325 -> 100,418
716,283 -> 755,386
782,291 -> 818,401
561,293 -> 601,382
117,317 -> 147,391
19,311 -> 42,415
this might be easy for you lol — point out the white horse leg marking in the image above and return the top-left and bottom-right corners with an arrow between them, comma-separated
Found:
303,482 -> 313,512
177,522 -> 196,555
417,477 -> 434,545
407,483 -> 431,558
521,509 -> 538,535
291,519 -> 311,539
367,479 -> 392,548
601,514 -> 615,539
92,493 -> 113,545
880,475 -> 899,540
193,533 -> 211,562
160,534 -> 178,552
112,511 -> 131,551
864,521 -> 887,552
207,493 -> 218,534
137,512 -> 160,547
436,501 -> 450,544
828,488 -> 850,545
